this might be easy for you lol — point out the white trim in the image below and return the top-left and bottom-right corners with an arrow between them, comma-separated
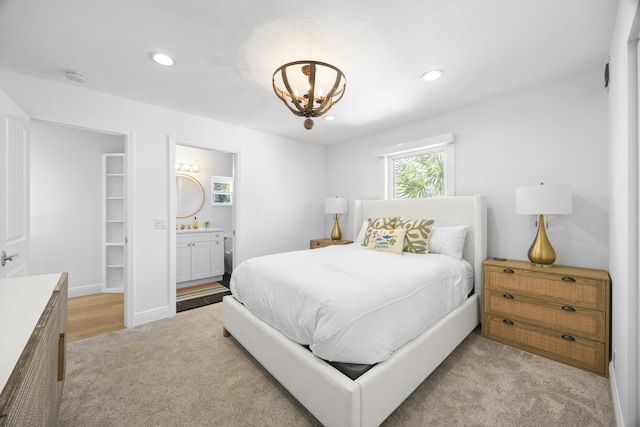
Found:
168,138 -> 177,317
124,131 -> 134,328
445,142 -> 456,196
374,132 -> 454,157
637,34 -> 640,427
609,362 -> 625,427
132,305 -> 172,327
68,283 -> 103,298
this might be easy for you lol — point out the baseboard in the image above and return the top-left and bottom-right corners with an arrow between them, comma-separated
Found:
68,283 -> 102,298
609,362 -> 625,427
132,305 -> 172,327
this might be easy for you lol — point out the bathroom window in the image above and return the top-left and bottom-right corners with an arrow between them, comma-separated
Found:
211,176 -> 233,206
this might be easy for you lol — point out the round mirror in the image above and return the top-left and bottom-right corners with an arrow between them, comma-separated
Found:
175,173 -> 205,218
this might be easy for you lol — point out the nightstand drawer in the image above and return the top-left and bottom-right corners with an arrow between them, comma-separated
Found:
310,238 -> 353,249
484,290 -> 605,341
310,240 -> 326,249
484,266 -> 606,310
483,314 -> 606,376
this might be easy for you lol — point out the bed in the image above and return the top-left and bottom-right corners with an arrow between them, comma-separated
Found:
222,195 -> 487,426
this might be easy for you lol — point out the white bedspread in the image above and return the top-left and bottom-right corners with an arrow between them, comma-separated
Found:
230,244 -> 471,365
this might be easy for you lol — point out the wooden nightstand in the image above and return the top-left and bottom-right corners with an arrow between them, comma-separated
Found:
310,238 -> 353,249
482,258 -> 611,377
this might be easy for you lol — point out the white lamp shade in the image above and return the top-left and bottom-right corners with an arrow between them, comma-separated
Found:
515,184 -> 572,215
325,197 -> 348,214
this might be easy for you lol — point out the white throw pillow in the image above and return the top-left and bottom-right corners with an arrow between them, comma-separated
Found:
428,226 -> 468,259
354,220 -> 368,244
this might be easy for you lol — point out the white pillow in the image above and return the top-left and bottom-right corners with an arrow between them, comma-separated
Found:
354,220 -> 368,244
428,226 -> 468,259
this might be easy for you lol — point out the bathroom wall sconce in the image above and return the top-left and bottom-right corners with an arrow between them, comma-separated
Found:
175,163 -> 199,172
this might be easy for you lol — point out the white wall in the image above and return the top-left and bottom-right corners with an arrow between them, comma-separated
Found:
0,68 -> 327,326
328,69 -> 609,270
30,122 -> 123,295
607,1 -> 640,426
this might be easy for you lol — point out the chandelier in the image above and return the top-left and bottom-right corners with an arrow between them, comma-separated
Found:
272,60 -> 346,130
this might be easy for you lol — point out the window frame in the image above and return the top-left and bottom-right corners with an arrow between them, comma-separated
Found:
375,133 -> 455,200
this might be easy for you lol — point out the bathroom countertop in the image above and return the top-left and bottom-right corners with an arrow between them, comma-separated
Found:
176,227 -> 224,234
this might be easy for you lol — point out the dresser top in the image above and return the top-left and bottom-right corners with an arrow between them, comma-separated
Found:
0,273 -> 63,391
483,258 -> 610,280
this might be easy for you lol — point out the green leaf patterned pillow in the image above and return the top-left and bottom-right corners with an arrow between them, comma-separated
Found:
397,217 -> 435,254
362,217 -> 400,246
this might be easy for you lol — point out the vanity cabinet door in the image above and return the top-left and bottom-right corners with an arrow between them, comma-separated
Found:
190,241 -> 211,280
210,238 -> 224,277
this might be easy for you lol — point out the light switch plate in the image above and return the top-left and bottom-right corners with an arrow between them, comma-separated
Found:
154,218 -> 167,229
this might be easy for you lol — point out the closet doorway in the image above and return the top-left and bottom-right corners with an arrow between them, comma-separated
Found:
172,142 -> 237,313
30,120 -> 131,335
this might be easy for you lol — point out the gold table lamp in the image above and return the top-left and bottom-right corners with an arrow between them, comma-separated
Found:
325,197 -> 348,241
515,183 -> 572,266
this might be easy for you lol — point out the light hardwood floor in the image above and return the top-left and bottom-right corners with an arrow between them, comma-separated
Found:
67,293 -> 124,342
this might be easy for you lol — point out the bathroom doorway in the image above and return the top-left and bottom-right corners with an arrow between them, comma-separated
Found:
173,143 -> 236,312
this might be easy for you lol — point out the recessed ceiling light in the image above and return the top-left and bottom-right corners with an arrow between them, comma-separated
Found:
65,70 -> 86,83
421,69 -> 444,81
323,115 -> 336,121
150,52 -> 175,67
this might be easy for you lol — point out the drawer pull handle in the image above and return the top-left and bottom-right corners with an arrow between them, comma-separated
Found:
562,276 -> 576,282
503,294 -> 514,299
561,305 -> 576,312
502,319 -> 514,325
503,268 -> 514,274
561,334 -> 576,341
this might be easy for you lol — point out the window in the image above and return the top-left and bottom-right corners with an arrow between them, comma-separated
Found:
392,149 -> 444,199
211,176 -> 233,206
375,133 -> 455,199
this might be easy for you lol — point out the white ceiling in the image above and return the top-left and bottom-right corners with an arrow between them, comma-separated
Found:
0,0 -> 618,145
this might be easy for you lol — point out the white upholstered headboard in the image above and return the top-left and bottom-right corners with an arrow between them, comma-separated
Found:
351,195 -> 487,294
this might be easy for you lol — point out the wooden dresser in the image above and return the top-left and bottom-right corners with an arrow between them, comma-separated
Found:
482,259 -> 610,377
309,238 -> 353,249
0,273 -> 68,426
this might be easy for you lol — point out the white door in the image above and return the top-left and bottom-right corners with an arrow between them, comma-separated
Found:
0,89 -> 29,279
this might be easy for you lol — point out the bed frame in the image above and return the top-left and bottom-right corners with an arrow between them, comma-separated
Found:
223,195 -> 487,427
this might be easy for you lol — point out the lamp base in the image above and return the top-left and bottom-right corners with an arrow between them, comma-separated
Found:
530,262 -> 554,268
527,214 -> 556,266
330,213 -> 342,241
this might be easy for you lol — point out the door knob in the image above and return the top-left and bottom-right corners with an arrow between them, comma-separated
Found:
1,251 -> 18,267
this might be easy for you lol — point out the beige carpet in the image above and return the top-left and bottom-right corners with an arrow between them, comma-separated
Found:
56,303 -> 615,426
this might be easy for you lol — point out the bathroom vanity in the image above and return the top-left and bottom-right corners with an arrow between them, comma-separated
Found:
176,228 -> 224,286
